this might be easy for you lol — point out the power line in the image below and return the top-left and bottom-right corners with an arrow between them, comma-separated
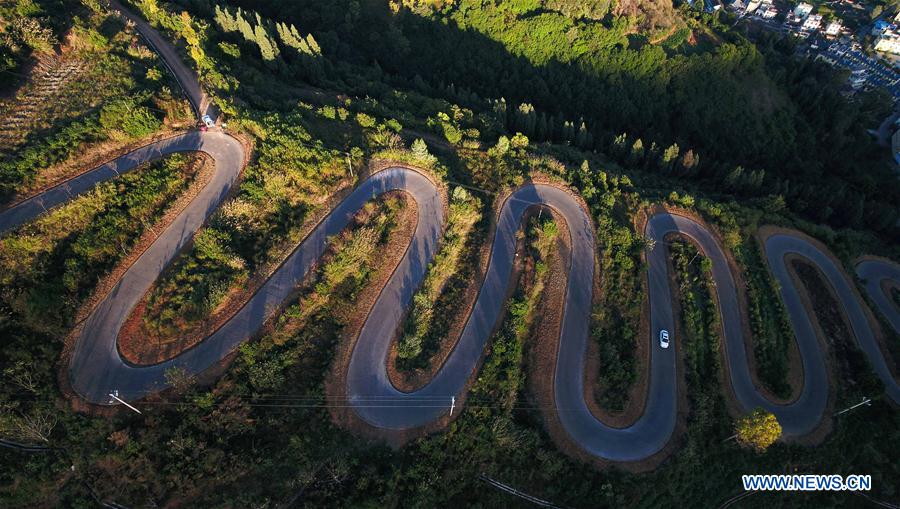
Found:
478,473 -> 568,509
7,392 -> 586,412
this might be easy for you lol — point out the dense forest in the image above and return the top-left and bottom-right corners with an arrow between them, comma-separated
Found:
163,0 -> 900,236
1,0 -> 899,507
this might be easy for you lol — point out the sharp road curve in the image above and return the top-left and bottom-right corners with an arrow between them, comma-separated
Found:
1,2 -> 897,463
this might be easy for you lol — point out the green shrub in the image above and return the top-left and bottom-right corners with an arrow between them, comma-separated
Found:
396,188 -> 482,367
99,99 -> 162,139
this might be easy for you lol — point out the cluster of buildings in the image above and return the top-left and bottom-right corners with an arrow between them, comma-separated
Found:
818,42 -> 900,99
728,0 -> 845,38
730,0 -> 779,19
872,17 -> 900,55
723,0 -> 900,99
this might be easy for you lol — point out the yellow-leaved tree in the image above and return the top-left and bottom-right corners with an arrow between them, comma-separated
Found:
734,408 -> 782,452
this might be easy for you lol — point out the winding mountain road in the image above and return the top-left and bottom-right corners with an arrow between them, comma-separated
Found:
1,1 -> 898,463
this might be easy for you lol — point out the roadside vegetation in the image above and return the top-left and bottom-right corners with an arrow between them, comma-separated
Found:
395,186 -> 483,372
689,198 -> 796,399
135,112 -> 346,349
0,0 -> 191,201
739,237 -> 796,399
0,152 -> 200,333
670,240 -> 720,394
264,195 -> 407,348
566,160 -> 646,413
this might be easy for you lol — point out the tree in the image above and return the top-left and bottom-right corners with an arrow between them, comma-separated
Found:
411,138 -> 437,166
871,5 -> 883,20
629,138 -> 644,166
679,149 -> 699,173
99,99 -> 161,140
661,143 -> 680,171
165,366 -> 197,395
576,121 -> 591,147
214,5 -> 237,32
8,17 -> 55,53
254,24 -> 278,61
734,408 -> 781,452
723,165 -> 744,191
612,132 -> 628,157
490,135 -> 510,158
510,132 -> 529,150
4,361 -> 38,393
235,9 -> 255,44
0,407 -> 57,444
305,34 -> 321,55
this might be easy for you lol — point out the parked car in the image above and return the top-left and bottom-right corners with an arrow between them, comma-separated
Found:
659,329 -> 670,349
202,114 -> 215,128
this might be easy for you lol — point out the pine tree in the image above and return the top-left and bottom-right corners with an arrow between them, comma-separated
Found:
679,149 -> 698,174
724,166 -> 744,191
629,138 -> 644,166
612,133 -> 628,157
306,34 -> 321,55
537,112 -> 548,140
661,143 -> 679,171
292,25 -> 313,54
235,9 -> 254,43
517,103 -> 536,135
276,22 -> 292,47
214,5 -> 237,32
576,121 -> 589,147
562,120 -> 574,142
493,98 -> 508,130
254,24 -> 278,61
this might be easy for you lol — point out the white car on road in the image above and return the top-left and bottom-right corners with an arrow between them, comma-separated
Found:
659,329 -> 670,349
202,114 -> 215,128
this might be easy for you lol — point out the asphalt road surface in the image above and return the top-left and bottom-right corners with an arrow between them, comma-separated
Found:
1,0 -> 898,463
108,0 -> 214,120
